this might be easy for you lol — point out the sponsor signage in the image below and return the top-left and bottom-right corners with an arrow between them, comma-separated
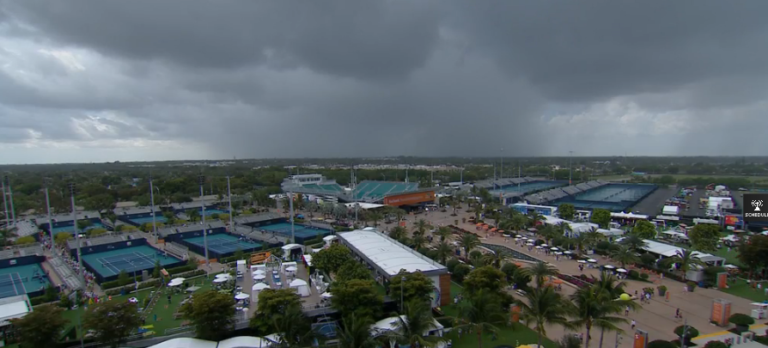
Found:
383,191 -> 436,206
743,194 -> 768,222
724,215 -> 743,226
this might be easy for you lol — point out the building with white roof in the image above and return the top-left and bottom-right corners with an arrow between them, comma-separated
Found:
0,295 -> 32,327
336,229 -> 451,306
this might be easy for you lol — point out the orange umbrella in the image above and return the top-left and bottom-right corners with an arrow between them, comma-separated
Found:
498,230 -> 505,233
490,228 -> 498,232
514,262 -> 523,267
483,225 -> 490,230
476,223 -> 483,226
553,279 -> 563,284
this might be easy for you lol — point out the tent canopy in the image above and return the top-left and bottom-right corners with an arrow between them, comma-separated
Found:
148,338 -> 217,348
217,336 -> 272,348
282,244 -> 302,250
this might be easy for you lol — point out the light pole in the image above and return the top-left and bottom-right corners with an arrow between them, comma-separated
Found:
500,148 -> 504,179
226,176 -> 234,231
400,275 -> 404,313
1,178 -> 9,227
288,191 -> 295,243
44,179 -> 54,250
149,174 -> 158,243
199,175 -> 209,273
569,151 -> 574,185
4,176 -> 16,225
68,182 -> 85,348
614,332 -> 622,348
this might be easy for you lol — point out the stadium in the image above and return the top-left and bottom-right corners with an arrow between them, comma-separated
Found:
523,181 -> 658,212
474,177 -> 568,205
281,174 -> 436,208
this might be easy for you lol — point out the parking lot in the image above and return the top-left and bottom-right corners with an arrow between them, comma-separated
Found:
631,186 -> 677,216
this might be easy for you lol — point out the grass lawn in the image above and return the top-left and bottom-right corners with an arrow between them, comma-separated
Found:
439,282 -> 557,348
708,247 -> 743,267
719,279 -> 768,303
60,275 -> 216,338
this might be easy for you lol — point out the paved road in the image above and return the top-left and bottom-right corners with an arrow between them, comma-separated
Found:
631,186 -> 677,216
686,189 -> 709,217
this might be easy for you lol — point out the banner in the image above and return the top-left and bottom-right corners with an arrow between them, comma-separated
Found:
724,215 -> 743,226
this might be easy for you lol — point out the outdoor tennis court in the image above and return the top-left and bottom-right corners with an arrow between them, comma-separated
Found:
312,321 -> 338,338
258,222 -> 331,242
52,222 -> 105,235
183,233 -> 261,257
0,263 -> 50,299
81,245 -> 182,279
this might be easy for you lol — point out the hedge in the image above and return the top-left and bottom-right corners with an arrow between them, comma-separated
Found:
167,264 -> 198,275
101,277 -> 142,289
104,279 -> 162,296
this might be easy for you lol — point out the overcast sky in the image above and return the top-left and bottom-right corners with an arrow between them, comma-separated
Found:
1,1 -> 767,164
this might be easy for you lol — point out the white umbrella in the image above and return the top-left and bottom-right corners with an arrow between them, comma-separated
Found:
578,260 -> 587,263
616,268 -> 628,273
213,278 -> 227,283
216,274 -> 232,280
252,283 -> 269,291
604,265 -> 615,269
587,259 -> 597,263
235,293 -> 250,300
535,245 -> 543,249
254,274 -> 266,280
554,251 -> 563,255
285,266 -> 297,272
168,280 -> 182,287
527,238 -> 535,241
564,251 -> 572,254
171,277 -> 186,283
320,292 -> 333,299
253,270 -> 266,275
526,242 -> 534,245
541,244 -> 548,247
550,247 -> 558,251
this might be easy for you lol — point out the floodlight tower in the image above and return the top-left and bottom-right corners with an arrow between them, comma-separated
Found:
149,173 -> 158,242
226,175 -> 234,231
44,178 -> 54,249
500,148 -> 504,179
288,191 -> 295,243
5,176 -> 16,225
1,178 -> 8,227
68,183 -> 83,276
568,151 -> 574,185
198,175 -> 210,271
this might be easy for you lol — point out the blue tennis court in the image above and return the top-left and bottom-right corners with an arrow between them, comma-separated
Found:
81,245 -> 182,279
52,222 -> 105,236
129,216 -> 168,225
0,263 -> 50,299
183,233 -> 261,258
312,321 -> 338,338
258,222 -> 331,242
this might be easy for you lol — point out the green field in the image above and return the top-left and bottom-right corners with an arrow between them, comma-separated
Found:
719,279 -> 768,303
60,275 -> 214,339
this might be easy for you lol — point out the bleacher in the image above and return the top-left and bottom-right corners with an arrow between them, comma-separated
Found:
67,233 -> 127,249
523,180 -> 609,204
17,244 -> 44,257
302,184 -> 344,193
353,181 -> 420,201
49,255 -> 85,291
233,212 -> 282,225
164,242 -> 189,260
231,225 -> 288,245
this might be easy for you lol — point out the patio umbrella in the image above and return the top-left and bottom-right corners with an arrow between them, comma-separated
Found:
554,251 -> 563,255
587,259 -> 597,263
253,270 -> 266,275
541,244 -> 548,247
604,265 -> 615,269
216,273 -> 232,280
254,274 -> 266,280
563,251 -> 572,254
616,268 -> 628,273
285,266 -> 297,272
168,280 -> 182,287
252,283 -> 269,291
213,278 -> 228,283
171,277 -> 186,283
234,293 -> 250,300
526,242 -> 534,245
320,292 -> 333,299
550,247 -> 558,251
578,260 -> 587,263
535,246 -> 543,249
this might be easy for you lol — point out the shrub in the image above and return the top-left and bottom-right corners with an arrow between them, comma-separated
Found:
628,270 -> 640,279
704,341 -> 727,348
452,264 -> 471,283
29,296 -> 49,306
728,313 -> 755,327
446,259 -> 460,273
167,264 -> 198,275
640,273 -> 650,280
657,285 -> 667,291
640,253 -> 657,267
674,325 -> 700,343
648,340 -> 677,348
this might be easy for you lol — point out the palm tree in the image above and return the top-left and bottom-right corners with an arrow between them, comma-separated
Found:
270,305 -> 319,347
524,261 -> 559,288
411,234 -> 427,250
519,286 -> 575,348
609,246 -> 640,268
414,219 -> 431,236
434,241 -> 453,265
458,233 -> 480,258
188,209 -> 200,222
570,234 -> 589,256
619,235 -> 647,252
389,226 -> 408,242
538,225 -> 562,244
590,273 -> 638,348
527,211 -> 542,228
337,314 -> 378,348
390,300 -> 444,348
482,251 -> 507,270
665,249 -> 705,278
571,285 -> 627,348
435,226 -> 453,242
369,212 -> 384,227
455,291 -> 507,348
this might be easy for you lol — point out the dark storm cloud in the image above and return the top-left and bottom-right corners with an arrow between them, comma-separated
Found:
0,1 -> 767,163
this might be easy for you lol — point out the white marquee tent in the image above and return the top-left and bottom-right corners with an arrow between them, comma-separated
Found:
148,338 -> 217,348
289,279 -> 310,297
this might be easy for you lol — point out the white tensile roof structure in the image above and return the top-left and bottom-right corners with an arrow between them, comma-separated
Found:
148,337 -> 217,348
337,230 -> 447,277
0,295 -> 32,327
217,336 -> 275,348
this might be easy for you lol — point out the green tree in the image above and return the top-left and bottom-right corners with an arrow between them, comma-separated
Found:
10,304 -> 69,348
619,235 -> 648,252
590,209 -> 612,229
737,235 -> 768,280
117,270 -> 130,286
251,289 -> 302,335
663,249 -> 705,278
688,224 -> 721,252
389,226 -> 408,243
434,240 -> 453,265
558,203 -> 576,221
524,261 -> 560,289
269,304 -> 319,347
414,218 -> 431,236
458,233 -> 480,258
331,279 -> 383,319
464,266 -> 506,296
519,286 -> 576,348
189,209 -> 200,222
591,273 -> 639,348
337,313 -> 378,348
673,325 -> 700,345
83,300 -> 142,348
631,220 -> 657,240
368,212 -> 384,227
570,283 -> 627,348
335,260 -> 373,282
609,246 -> 640,268
455,291 -> 507,348
389,300 -> 445,347
390,270 -> 436,305
452,264 -> 471,283
55,232 -> 73,246
14,235 -> 36,245
313,243 -> 353,274
435,226 -> 453,242
152,260 -> 161,278
181,290 -> 236,340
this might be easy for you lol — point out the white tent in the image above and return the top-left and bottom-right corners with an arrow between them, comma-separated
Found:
371,315 -> 444,337
323,235 -> 337,242
662,206 -> 679,215
148,337 -> 217,348
289,279 -> 310,297
281,244 -> 303,252
596,228 -> 624,237
217,336 -> 273,348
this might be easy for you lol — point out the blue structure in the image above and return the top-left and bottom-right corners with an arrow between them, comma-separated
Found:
243,218 -> 332,244
553,183 -> 657,212
40,211 -> 104,236
115,207 -> 167,227
510,203 -> 558,216
0,255 -> 52,299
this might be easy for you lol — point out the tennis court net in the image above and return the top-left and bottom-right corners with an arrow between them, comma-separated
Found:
0,276 -> 28,287
208,240 -> 245,249
101,254 -> 155,268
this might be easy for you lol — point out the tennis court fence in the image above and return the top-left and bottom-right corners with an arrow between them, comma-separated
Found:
0,276 -> 28,287
101,254 -> 156,268
164,242 -> 189,260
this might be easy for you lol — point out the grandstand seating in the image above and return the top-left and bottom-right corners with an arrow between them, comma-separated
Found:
164,242 -> 189,260
49,255 -> 85,291
353,181 -> 420,200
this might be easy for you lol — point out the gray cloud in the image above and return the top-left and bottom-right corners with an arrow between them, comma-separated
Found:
0,0 -> 767,163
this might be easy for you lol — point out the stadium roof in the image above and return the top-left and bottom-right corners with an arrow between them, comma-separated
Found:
337,230 -> 447,277
0,295 -> 31,327
157,220 -> 226,237
283,177 -> 432,203
639,239 -> 724,263
114,206 -> 161,216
